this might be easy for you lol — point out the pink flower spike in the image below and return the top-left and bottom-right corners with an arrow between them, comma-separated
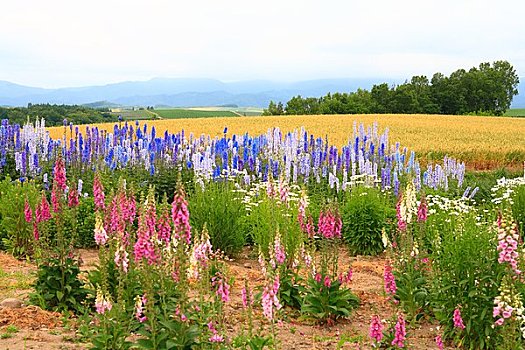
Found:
453,307 -> 466,330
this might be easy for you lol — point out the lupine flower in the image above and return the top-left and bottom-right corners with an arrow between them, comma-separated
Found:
134,294 -> 147,323
24,198 -> 32,223
391,314 -> 406,348
435,334 -> 444,350
95,288 -> 112,315
453,307 -> 465,329
93,174 -> 105,211
369,315 -> 384,343
384,261 -> 397,297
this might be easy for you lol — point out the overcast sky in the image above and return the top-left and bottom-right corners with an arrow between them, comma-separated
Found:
1,0 -> 523,88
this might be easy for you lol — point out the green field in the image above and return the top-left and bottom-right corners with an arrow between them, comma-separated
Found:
109,110 -> 156,120
155,109 -> 238,119
504,108 -> 525,117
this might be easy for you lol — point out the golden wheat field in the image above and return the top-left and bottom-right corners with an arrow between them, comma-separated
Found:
48,114 -> 525,169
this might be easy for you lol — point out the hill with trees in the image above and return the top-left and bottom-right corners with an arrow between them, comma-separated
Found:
263,61 -> 520,116
0,104 -> 117,126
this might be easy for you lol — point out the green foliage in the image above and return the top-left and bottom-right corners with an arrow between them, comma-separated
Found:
265,60 -> 519,116
301,274 -> 359,323
430,215 -> 505,349
277,267 -> 305,310
511,185 -> 525,235
232,334 -> 273,350
394,256 -> 430,321
30,256 -> 88,313
0,103 -> 117,127
0,177 -> 40,256
76,197 -> 96,248
189,181 -> 246,256
341,188 -> 392,256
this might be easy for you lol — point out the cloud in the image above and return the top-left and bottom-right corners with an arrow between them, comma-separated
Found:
0,0 -> 523,87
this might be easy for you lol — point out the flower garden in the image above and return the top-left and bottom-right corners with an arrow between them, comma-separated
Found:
0,117 -> 524,349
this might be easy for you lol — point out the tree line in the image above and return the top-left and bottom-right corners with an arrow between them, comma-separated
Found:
263,61 -> 520,116
0,104 -> 118,126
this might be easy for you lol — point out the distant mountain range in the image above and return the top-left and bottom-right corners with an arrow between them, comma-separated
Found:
0,77 -> 523,108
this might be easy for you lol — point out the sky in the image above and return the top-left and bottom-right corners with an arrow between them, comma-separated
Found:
0,0 -> 524,88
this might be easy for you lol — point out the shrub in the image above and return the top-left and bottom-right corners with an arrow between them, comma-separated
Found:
430,214 -> 505,349
0,177 -> 40,257
341,187 -> 392,256
511,184 -> 525,235
188,180 -> 246,256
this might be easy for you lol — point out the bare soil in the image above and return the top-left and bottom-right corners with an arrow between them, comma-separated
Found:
0,250 -> 452,349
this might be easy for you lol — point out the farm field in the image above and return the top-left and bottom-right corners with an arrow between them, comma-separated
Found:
505,108 -> 525,117
1,114 -> 525,349
155,108 -> 238,119
48,113 -> 525,169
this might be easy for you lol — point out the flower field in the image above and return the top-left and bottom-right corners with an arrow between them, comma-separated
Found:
1,116 -> 525,349
47,114 -> 525,169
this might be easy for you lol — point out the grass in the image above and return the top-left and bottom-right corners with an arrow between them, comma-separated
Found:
0,267 -> 34,296
155,108 -> 237,119
47,113 -> 525,169
504,108 -> 525,117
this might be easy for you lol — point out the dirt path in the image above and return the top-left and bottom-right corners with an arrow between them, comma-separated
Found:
0,250 -> 449,349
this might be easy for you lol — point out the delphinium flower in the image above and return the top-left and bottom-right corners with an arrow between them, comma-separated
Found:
496,213 -> 521,275
261,275 -> 281,321
384,261 -> 397,299
171,184 -> 191,244
453,307 -> 465,329
95,287 -> 113,314
94,212 -> 108,246
369,315 -> 384,343
435,334 -> 444,350
391,314 -> 406,348
24,198 -> 32,223
93,174 -> 105,211
134,294 -> 147,323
